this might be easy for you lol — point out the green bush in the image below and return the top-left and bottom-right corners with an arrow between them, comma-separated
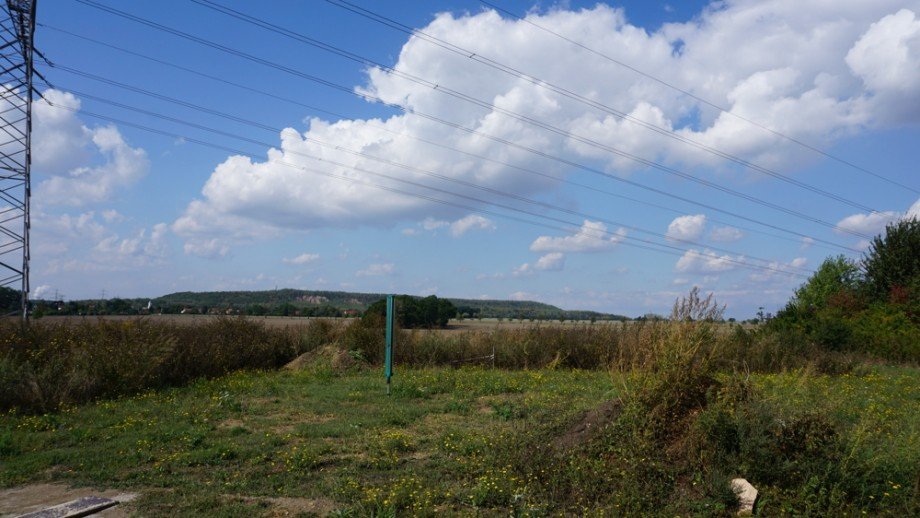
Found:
849,304 -> 920,361
788,255 -> 861,313
764,220 -> 920,364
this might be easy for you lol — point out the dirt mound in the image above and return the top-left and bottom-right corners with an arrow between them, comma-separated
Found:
284,344 -> 359,373
552,399 -> 622,452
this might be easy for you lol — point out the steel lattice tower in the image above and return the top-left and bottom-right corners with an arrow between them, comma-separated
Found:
0,0 -> 35,321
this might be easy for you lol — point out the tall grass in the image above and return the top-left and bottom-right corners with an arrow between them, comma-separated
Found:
348,317 -> 872,373
481,293 -> 919,514
0,317 -> 343,413
2,306 -> 905,414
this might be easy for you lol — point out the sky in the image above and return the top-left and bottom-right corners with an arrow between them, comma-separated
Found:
24,0 -> 920,318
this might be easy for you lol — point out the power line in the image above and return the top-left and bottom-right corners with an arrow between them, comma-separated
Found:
40,78 -> 815,276
38,23 -> 844,253
42,58 -> 863,256
43,99 -> 811,279
316,0 -> 883,213
71,0 -> 873,240
480,0 -> 920,196
37,23 -> 351,122
40,50 -> 864,254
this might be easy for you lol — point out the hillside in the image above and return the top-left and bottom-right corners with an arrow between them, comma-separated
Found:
153,290 -> 628,320
153,289 -> 384,310
27,288 -> 629,320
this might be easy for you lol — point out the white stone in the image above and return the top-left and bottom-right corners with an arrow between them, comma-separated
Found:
731,478 -> 758,516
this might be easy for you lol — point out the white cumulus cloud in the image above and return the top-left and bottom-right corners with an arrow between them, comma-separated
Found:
835,211 -> 899,236
174,1 -> 920,252
907,198 -> 920,220
31,90 -> 149,207
675,249 -> 744,274
514,252 -> 566,276
535,252 -> 566,271
450,215 -> 496,237
666,214 -> 707,242
709,226 -> 745,242
283,253 -> 320,265
356,263 -> 395,277
846,9 -> 920,122
32,210 -> 170,273
531,220 -> 627,253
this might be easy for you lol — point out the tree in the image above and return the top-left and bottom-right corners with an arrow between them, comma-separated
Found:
789,255 -> 861,312
364,295 -> 456,329
862,218 -> 920,303
0,286 -> 19,312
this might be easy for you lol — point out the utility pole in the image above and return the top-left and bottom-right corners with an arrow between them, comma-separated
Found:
0,0 -> 38,323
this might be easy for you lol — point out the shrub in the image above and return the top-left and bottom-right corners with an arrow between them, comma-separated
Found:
788,256 -> 862,313
849,304 -> 920,362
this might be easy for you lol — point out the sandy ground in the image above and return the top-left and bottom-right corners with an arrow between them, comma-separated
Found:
0,483 -> 136,517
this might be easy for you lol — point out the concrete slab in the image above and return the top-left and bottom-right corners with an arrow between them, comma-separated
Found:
0,484 -> 137,518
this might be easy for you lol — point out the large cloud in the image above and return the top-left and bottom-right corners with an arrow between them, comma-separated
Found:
176,1 -> 919,252
31,90 -> 149,207
846,9 -> 920,122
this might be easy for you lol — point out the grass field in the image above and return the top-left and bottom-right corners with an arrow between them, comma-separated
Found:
2,361 -> 917,516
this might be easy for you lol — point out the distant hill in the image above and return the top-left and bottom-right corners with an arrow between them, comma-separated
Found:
151,289 -> 628,320
32,288 -> 629,320
449,298 -> 628,321
153,289 -> 385,310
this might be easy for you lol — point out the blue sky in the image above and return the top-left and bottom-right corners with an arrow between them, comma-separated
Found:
28,0 -> 920,318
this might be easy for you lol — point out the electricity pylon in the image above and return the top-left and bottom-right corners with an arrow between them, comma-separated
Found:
0,0 -> 37,321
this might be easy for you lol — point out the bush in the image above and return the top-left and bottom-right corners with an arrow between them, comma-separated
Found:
849,304 -> 920,362
788,255 -> 862,313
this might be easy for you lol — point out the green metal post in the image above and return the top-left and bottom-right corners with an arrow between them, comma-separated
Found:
385,294 -> 394,395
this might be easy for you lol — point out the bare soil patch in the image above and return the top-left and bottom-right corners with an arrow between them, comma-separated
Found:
230,494 -> 339,516
552,399 -> 621,452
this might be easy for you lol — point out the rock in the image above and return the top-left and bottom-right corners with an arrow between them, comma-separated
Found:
731,478 -> 758,516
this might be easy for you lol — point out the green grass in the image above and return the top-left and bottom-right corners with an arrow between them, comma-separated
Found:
1,364 -> 917,516
750,366 -> 920,513
0,367 -> 614,515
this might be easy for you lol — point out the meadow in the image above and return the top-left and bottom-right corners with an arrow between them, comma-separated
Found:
1,315 -> 918,515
